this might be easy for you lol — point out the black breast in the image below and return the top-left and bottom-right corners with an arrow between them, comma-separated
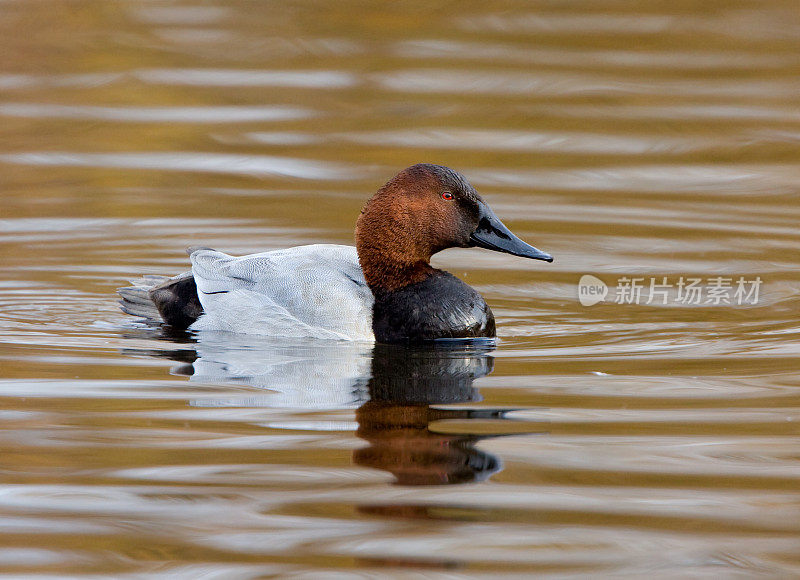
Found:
371,271 -> 496,343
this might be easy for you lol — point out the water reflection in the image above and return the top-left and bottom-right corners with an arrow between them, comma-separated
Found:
133,333 -> 506,485
175,333 -> 372,409
357,344 -> 501,486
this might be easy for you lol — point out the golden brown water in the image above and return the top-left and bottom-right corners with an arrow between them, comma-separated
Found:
1,0 -> 799,577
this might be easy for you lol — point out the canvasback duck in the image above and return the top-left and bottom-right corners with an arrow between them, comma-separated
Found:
118,164 -> 553,343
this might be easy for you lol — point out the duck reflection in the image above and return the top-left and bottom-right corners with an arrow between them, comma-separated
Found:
355,343 -> 500,485
123,330 -> 505,485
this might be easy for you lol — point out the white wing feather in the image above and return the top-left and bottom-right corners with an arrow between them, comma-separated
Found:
189,244 -> 375,341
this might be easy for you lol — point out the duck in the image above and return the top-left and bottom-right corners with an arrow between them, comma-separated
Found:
118,163 -> 553,343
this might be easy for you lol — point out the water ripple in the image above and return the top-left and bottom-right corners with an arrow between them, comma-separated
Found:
456,9 -> 800,42
334,128 -> 703,155
469,164 -> 800,195
0,103 -> 316,123
376,69 -> 800,99
397,40 -> 796,70
131,6 -> 231,25
456,13 -> 678,35
0,72 -> 124,90
0,152 -> 361,180
135,68 -> 357,88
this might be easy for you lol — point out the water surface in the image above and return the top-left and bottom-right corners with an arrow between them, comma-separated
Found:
1,0 -> 799,577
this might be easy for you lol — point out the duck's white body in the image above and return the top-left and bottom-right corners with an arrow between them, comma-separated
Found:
190,244 -> 375,341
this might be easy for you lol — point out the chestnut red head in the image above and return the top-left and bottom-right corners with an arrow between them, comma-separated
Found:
356,164 -> 552,290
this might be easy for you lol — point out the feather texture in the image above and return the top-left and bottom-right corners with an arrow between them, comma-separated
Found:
189,244 -> 375,341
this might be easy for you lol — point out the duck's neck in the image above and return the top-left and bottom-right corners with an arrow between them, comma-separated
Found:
355,190 -> 442,293
356,241 -> 437,294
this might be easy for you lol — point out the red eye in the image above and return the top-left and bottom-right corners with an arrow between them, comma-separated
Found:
441,191 -> 454,200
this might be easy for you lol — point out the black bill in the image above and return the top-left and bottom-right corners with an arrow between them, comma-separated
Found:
469,202 -> 553,262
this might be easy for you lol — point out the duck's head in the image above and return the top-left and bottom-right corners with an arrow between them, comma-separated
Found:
356,163 -> 552,290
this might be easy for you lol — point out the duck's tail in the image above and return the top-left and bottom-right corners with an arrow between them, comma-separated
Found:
118,275 -> 168,320
118,271 -> 203,329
